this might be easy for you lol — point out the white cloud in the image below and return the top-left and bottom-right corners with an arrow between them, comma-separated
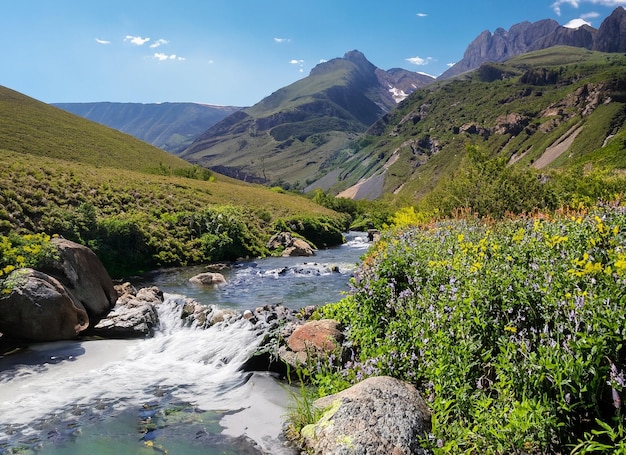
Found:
416,12 -> 428,17
447,62 -> 456,67
551,0 -> 579,15
564,17 -> 592,27
153,52 -> 185,61
406,56 -> 432,66
552,0 -> 626,15
125,35 -> 150,46
150,38 -> 169,49
274,37 -> 291,43
581,11 -> 601,18
95,38 -> 111,45
290,59 -> 305,72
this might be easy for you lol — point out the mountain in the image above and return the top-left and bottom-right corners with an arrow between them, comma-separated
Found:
593,6 -> 626,52
319,47 -> 626,200
180,50 -> 433,188
52,102 -> 241,154
440,20 -> 595,79
440,6 -> 626,80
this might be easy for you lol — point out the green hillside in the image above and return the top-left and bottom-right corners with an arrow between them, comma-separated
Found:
0,87 -> 194,174
323,47 -> 626,205
0,86 -> 347,276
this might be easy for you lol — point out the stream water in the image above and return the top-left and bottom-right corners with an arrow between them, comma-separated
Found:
0,232 -> 370,455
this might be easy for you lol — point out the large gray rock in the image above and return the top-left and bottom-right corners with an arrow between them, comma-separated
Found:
91,286 -> 162,338
0,268 -> 89,341
40,238 -> 117,323
302,376 -> 431,455
266,232 -> 316,257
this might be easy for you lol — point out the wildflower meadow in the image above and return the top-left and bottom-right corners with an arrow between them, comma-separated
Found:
315,206 -> 626,454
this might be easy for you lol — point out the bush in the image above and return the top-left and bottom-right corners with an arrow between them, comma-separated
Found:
0,233 -> 59,291
316,207 -> 626,453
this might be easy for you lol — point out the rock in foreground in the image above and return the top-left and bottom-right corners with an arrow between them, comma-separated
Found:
279,319 -> 343,368
0,268 -> 89,341
302,376 -> 432,455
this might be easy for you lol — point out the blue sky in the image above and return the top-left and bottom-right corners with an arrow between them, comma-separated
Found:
1,1 -> 624,106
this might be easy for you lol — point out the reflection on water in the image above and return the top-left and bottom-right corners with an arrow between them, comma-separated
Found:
0,233 -> 370,454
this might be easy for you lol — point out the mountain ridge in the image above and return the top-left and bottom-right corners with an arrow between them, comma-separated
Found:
326,46 -> 626,201
441,6 -> 626,79
52,101 -> 242,154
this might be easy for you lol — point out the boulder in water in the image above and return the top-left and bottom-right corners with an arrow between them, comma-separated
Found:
189,272 -> 226,286
282,238 -> 315,257
302,376 -> 432,455
0,268 -> 89,341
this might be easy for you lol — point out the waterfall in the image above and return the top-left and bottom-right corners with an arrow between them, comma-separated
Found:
0,295 -> 291,453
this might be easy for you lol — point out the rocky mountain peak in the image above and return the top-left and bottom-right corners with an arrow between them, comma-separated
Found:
440,18 -> 567,79
343,49 -> 375,69
593,6 -> 626,52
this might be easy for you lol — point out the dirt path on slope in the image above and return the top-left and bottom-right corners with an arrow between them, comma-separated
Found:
532,124 -> 583,169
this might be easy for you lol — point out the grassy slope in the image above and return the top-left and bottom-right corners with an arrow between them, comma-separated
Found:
0,84 -> 336,216
0,86 -> 192,173
246,64 -> 352,118
329,47 -> 626,202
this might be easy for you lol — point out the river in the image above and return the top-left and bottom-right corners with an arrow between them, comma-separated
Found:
0,232 -> 370,454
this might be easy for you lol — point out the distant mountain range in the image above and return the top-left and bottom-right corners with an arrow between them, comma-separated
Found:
52,102 -> 241,154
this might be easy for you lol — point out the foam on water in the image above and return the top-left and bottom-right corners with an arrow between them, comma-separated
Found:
0,296 -> 262,419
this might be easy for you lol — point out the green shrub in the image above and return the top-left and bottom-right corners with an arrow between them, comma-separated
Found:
0,233 -> 59,291
422,145 -> 559,217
